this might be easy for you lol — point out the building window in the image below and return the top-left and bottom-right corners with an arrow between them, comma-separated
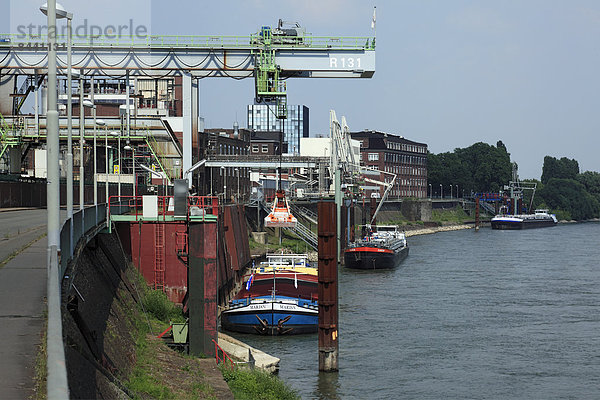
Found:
262,145 -> 268,153
368,153 -> 379,161
252,145 -> 259,153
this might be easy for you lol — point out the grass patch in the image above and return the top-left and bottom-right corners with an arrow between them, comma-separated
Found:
190,381 -> 216,398
32,313 -> 47,400
249,230 -> 312,254
0,232 -> 46,269
124,267 -> 221,400
220,366 -> 299,400
142,289 -> 185,323
125,305 -> 175,399
431,206 -> 471,225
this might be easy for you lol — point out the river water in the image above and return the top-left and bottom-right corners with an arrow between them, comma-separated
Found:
227,222 -> 600,399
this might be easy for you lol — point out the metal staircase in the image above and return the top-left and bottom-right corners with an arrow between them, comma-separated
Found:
13,76 -> 44,115
478,199 -> 497,215
0,113 -> 20,160
145,135 -> 174,184
291,220 -> 317,251
260,200 -> 317,251
289,203 -> 317,225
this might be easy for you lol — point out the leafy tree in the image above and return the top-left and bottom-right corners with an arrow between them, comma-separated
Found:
541,156 -> 579,184
576,171 -> 600,202
538,178 -> 600,220
427,141 -> 512,194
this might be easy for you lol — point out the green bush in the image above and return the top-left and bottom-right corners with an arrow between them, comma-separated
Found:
142,289 -> 183,323
220,366 -> 299,400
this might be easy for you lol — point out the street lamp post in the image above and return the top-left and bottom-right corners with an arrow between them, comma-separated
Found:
440,184 -> 443,199
82,98 -> 97,205
110,131 -> 121,197
429,183 -> 432,199
236,168 -> 240,202
95,119 -> 107,203
124,143 -> 132,197
221,166 -> 226,201
78,71 -> 84,209
450,184 -> 453,199
40,1 -> 69,397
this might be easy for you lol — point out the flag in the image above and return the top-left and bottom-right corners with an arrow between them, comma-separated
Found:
246,274 -> 254,291
371,6 -> 376,29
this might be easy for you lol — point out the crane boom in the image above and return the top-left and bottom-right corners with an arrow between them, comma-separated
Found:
363,174 -> 396,224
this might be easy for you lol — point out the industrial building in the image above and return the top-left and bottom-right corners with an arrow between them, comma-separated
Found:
350,130 -> 428,199
247,104 -> 309,155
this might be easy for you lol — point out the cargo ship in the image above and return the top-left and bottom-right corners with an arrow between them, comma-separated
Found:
344,225 -> 409,269
491,208 -> 557,230
220,254 -> 318,335
491,165 -> 558,230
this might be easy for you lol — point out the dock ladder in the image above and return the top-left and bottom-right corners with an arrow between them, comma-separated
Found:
154,223 -> 165,291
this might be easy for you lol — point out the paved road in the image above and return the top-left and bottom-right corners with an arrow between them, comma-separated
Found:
0,208 -> 64,399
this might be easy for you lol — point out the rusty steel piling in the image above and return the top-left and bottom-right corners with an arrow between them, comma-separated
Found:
318,201 -> 338,371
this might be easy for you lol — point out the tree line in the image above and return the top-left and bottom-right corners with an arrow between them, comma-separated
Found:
427,142 -> 600,220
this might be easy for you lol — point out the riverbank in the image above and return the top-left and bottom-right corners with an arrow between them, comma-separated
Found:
404,222 -> 478,237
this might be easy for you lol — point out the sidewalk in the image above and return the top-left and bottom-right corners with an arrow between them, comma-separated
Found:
0,237 -> 47,399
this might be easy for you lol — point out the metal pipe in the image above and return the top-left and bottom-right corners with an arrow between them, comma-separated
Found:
46,0 -> 59,256
118,130 -> 121,197
66,17 -> 73,224
105,126 -> 108,203
66,17 -> 73,257
35,71 -> 39,136
132,147 -> 136,198
335,167 -> 341,264
79,71 -> 84,209
91,76 -> 97,205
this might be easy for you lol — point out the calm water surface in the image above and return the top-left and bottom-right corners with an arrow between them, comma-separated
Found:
228,223 -> 600,399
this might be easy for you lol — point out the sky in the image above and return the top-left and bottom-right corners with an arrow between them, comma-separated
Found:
6,0 -> 600,179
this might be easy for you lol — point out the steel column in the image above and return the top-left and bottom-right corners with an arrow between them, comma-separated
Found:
188,221 -> 218,357
182,72 -> 193,188
318,201 -> 338,371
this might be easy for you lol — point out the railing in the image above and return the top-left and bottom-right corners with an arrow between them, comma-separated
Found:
59,204 -> 108,276
50,203 -> 123,399
212,339 -> 236,371
289,204 -> 318,225
478,199 -> 497,215
107,195 -> 219,221
0,33 -> 375,51
291,221 -> 318,251
260,200 -> 317,251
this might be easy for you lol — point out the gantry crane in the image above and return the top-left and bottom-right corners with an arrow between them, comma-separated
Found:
0,20 -> 375,181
